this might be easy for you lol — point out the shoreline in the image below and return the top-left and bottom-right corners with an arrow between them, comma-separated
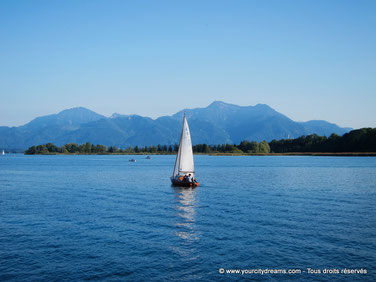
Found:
22,152 -> 376,156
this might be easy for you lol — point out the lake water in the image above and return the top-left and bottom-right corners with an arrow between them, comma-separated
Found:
0,155 -> 375,281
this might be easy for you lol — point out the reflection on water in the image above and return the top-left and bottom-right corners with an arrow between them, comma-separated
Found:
173,187 -> 199,242
170,187 -> 200,261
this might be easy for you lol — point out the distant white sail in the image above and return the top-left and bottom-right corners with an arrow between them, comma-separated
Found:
172,116 -> 195,177
1,150 -> 4,155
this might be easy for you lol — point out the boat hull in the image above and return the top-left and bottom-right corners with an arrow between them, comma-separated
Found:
170,177 -> 199,187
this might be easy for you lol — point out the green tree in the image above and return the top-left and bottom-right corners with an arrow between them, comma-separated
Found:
36,145 -> 49,154
46,143 -> 58,153
238,140 -> 251,152
79,143 -> 86,153
25,146 -> 36,155
65,143 -> 79,153
84,142 -> 92,153
258,140 -> 271,153
202,144 -> 210,153
95,144 -> 107,153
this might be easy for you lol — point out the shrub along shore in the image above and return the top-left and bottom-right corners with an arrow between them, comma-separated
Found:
24,128 -> 376,156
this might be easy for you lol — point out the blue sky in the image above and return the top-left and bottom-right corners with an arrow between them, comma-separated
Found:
0,0 -> 375,128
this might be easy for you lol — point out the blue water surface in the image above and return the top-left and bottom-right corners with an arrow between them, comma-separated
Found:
0,155 -> 375,281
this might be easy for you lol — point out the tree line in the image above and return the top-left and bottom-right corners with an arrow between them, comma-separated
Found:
24,140 -> 271,155
25,143 -> 176,155
269,128 -> 376,153
24,127 -> 376,155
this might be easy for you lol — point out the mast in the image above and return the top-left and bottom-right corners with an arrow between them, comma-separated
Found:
172,114 -> 186,177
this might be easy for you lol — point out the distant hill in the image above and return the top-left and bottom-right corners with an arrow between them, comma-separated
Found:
174,101 -> 351,143
0,102 -> 352,149
299,120 -> 352,137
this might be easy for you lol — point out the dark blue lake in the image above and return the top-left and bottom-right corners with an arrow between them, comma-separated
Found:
1,155 -> 375,281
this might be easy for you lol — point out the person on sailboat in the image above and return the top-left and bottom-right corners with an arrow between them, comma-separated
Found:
183,174 -> 189,183
188,174 -> 193,183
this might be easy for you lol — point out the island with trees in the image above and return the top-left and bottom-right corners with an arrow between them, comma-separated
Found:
24,127 -> 376,156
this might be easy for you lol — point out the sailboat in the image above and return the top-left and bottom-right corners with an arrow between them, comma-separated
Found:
1,150 -> 4,155
171,114 -> 199,187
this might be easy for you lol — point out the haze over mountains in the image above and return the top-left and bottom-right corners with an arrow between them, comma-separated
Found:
0,101 -> 351,150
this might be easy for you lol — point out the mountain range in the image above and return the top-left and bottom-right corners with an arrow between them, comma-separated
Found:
0,101 -> 351,150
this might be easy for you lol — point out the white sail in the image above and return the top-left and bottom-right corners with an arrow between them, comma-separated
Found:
172,116 -> 195,177
173,146 -> 181,177
2,150 -> 4,155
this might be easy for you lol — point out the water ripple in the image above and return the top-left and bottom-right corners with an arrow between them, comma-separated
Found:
0,155 -> 375,281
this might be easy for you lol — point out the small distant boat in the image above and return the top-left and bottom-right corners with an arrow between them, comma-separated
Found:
146,156 -> 151,159
1,150 -> 4,155
170,114 -> 199,187
129,158 -> 136,162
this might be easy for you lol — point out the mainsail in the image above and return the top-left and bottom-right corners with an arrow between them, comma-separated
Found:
172,115 -> 195,177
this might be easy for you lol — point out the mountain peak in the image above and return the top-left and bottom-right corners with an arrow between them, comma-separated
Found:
58,107 -> 97,115
110,113 -> 126,119
208,101 -> 273,111
55,107 -> 105,122
255,103 -> 271,108
110,113 -> 143,119
210,101 -> 227,106
208,101 -> 237,108
22,107 -> 105,130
